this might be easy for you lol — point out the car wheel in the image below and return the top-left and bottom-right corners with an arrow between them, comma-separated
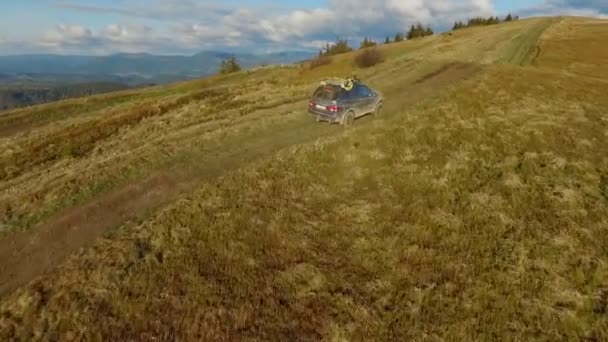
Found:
315,115 -> 321,123
343,111 -> 355,128
374,102 -> 383,117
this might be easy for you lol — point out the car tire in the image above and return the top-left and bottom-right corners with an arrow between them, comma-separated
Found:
373,102 -> 383,117
343,111 -> 355,128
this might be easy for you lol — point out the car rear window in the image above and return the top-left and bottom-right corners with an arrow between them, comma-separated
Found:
314,86 -> 342,101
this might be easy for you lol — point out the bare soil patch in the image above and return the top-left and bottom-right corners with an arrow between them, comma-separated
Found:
0,171 -> 185,297
413,62 -> 474,84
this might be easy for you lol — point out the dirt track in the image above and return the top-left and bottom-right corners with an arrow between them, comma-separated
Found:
0,62 -> 480,298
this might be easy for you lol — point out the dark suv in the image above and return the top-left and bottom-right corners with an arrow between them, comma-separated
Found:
308,80 -> 383,127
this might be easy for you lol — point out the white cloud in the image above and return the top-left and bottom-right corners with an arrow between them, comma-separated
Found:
263,8 -> 335,42
553,0 -> 608,13
53,0 -> 290,21
0,36 -> 39,55
168,0 -> 496,50
36,23 -> 170,54
519,0 -> 608,18
102,25 -> 128,41
17,0 -> 607,55
20,1 -> 499,54
36,0 -> 499,54
300,40 -> 333,50
40,24 -> 94,48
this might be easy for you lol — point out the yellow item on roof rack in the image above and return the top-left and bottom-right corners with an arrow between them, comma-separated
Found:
319,76 -> 358,91
342,79 -> 354,91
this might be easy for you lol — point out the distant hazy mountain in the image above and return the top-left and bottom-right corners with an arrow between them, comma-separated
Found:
0,50 -> 314,110
0,51 -> 314,86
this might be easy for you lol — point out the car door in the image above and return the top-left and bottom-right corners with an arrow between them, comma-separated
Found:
354,85 -> 375,116
350,85 -> 366,116
339,89 -> 357,112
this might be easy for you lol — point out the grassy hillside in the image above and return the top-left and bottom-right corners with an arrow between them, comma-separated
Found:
0,82 -> 132,111
1,17 -> 607,340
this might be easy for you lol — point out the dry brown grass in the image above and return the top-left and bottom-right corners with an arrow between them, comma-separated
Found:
308,55 -> 333,69
534,17 -> 608,79
0,70 -> 317,235
0,88 -> 243,180
3,61 -> 608,339
2,16 -> 608,341
354,48 -> 385,68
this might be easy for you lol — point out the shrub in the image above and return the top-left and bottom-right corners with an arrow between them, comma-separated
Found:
320,38 -> 353,56
309,55 -> 333,69
360,37 -> 377,49
407,24 -> 434,39
354,48 -> 384,68
219,56 -> 241,74
453,21 -> 465,30
452,15 -> 513,31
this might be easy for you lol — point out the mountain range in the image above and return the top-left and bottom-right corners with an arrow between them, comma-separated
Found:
0,51 -> 314,86
0,50 -> 314,110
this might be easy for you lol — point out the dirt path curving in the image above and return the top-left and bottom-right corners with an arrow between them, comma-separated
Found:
0,172 -> 181,296
0,62 -> 481,298
0,116 -> 337,297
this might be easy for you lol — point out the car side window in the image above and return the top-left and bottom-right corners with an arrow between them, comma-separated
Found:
341,90 -> 354,100
360,85 -> 373,97
354,85 -> 372,98
352,85 -> 363,98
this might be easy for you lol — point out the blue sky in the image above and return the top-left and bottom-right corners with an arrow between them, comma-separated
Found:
0,0 -> 605,55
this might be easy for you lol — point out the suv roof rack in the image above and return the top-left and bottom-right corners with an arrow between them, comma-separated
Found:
320,75 -> 361,89
320,77 -> 347,86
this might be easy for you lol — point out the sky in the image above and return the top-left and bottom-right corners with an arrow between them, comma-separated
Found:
0,0 -> 606,55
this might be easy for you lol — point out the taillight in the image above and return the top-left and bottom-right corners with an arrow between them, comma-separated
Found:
326,105 -> 342,112
309,101 -> 314,107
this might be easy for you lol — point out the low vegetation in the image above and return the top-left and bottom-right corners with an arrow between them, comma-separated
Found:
219,56 -> 242,74
407,23 -> 434,39
359,37 -> 378,49
1,17 -> 607,341
319,38 -> 354,56
354,48 -> 384,68
308,55 -> 333,70
0,82 -> 131,110
453,14 -> 519,30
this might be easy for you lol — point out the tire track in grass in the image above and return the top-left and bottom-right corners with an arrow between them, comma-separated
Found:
0,61 -> 481,298
503,18 -> 559,66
